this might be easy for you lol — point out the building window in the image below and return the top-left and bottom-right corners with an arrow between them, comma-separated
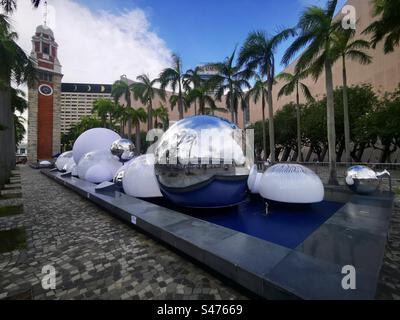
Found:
38,71 -> 53,82
43,43 -> 50,55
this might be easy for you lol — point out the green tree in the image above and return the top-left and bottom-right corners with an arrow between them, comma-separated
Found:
0,14 -> 35,188
363,0 -> 400,54
239,29 -> 295,162
183,67 -> 203,115
246,75 -> 268,160
332,29 -> 372,162
282,0 -> 340,184
276,70 -> 313,162
126,107 -> 147,155
153,105 -> 168,129
92,98 -> 116,128
187,86 -> 217,115
112,79 -> 133,138
208,49 -> 251,124
131,74 -> 165,131
159,53 -> 185,120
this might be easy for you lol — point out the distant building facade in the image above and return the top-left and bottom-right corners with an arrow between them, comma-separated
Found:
60,83 -> 112,134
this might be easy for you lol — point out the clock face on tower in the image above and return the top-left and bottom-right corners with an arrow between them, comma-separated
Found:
38,84 -> 53,96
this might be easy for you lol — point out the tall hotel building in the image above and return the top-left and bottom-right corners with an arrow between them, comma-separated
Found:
60,83 -> 112,134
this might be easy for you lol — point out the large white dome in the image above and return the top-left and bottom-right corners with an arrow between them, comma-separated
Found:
77,149 -> 122,183
259,164 -> 324,204
122,154 -> 162,198
72,128 -> 120,164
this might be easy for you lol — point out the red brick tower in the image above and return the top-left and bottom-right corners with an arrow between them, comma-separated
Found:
28,25 -> 63,162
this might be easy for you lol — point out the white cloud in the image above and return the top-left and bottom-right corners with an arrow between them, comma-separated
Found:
9,0 -> 172,83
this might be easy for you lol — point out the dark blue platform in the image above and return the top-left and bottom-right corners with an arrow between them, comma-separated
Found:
41,169 -> 394,300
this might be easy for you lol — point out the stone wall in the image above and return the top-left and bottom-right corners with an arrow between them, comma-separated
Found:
27,83 -> 38,163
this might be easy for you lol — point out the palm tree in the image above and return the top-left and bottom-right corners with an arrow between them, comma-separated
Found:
92,98 -> 116,128
0,14 -> 35,188
11,88 -> 27,148
159,53 -> 185,119
187,86 -> 218,116
169,92 -> 191,115
332,29 -> 372,163
276,70 -> 314,162
153,105 -> 168,128
126,107 -> 147,155
112,103 -> 127,136
282,0 -> 340,184
183,67 -> 203,115
246,76 -> 268,160
112,80 -> 132,138
208,49 -> 251,124
131,74 -> 165,131
363,0 -> 400,54
239,29 -> 295,162
1,0 -> 41,13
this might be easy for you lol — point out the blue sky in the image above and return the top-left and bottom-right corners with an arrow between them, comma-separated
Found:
79,0 -> 348,73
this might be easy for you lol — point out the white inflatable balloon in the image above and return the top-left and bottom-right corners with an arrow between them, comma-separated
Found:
77,149 -> 122,183
123,154 -> 162,198
259,164 -> 324,204
39,160 -> 51,166
63,158 -> 77,175
72,128 -> 120,164
55,151 -> 73,171
247,165 -> 263,194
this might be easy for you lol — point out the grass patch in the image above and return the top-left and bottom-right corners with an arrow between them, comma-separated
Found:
0,193 -> 22,200
0,204 -> 23,217
0,228 -> 27,253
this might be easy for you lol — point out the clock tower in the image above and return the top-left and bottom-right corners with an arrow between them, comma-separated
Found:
28,24 -> 63,162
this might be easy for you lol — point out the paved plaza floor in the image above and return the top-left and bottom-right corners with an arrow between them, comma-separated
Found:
0,166 -> 246,300
0,165 -> 399,300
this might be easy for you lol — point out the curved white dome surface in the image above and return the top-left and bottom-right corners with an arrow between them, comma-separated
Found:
123,154 -> 162,198
72,128 -> 120,164
259,164 -> 324,203
247,165 -> 262,194
77,149 -> 122,183
55,151 -> 73,171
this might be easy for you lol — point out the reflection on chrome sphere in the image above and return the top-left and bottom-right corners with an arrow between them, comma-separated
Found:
345,165 -> 380,195
110,138 -> 135,162
154,115 -> 251,208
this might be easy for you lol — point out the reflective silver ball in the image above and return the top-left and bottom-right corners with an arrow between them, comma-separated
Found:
154,115 -> 251,208
113,169 -> 125,187
110,138 -> 135,162
345,165 -> 380,195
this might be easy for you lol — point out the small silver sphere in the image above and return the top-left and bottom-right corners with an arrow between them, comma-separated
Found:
345,165 -> 380,195
110,138 -> 135,162
113,169 -> 125,187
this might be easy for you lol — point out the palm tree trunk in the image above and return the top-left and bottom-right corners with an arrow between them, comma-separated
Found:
0,86 -> 13,188
296,83 -> 302,162
135,122 -> 141,155
147,100 -> 153,131
261,94 -> 267,162
127,117 -> 132,140
342,55 -> 351,163
178,83 -> 184,119
194,100 -> 197,115
325,59 -> 338,185
267,79 -> 275,162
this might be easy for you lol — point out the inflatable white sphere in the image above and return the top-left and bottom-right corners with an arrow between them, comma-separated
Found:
77,149 -> 122,183
259,164 -> 324,204
55,151 -> 73,171
123,154 -> 162,198
72,128 -> 120,164
63,158 -> 77,175
247,165 -> 263,194
39,160 -> 52,166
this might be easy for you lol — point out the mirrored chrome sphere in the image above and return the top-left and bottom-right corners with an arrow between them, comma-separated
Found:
154,115 -> 251,208
110,138 -> 135,162
345,165 -> 380,195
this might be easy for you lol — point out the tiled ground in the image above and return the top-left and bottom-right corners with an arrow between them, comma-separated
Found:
0,165 -> 399,300
0,166 -> 246,300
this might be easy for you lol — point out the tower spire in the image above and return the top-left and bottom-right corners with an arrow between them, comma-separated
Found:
43,1 -> 48,27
